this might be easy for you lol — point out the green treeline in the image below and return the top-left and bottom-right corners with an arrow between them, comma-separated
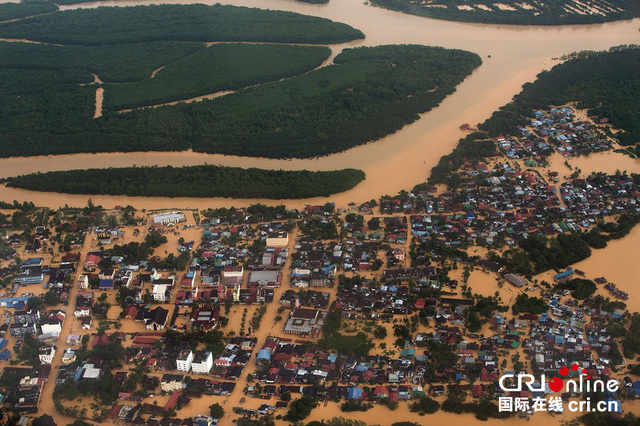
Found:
369,0 -> 640,25
0,4 -> 365,45
480,46 -> 640,145
0,40 -> 205,82
5,165 -> 366,199
0,1 -> 58,21
104,44 -> 331,110
0,44 -> 480,158
501,232 -> 591,276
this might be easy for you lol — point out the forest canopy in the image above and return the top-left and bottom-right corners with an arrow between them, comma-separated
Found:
5,165 -> 367,199
0,43 -> 481,158
0,4 -> 364,45
104,44 -> 331,110
0,1 -> 58,21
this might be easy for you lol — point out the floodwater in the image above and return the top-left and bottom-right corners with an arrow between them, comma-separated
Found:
0,0 -> 637,208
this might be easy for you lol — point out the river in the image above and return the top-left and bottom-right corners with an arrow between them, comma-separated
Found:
0,0 -> 638,208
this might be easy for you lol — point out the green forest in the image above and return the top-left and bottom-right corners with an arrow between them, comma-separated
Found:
479,46 -> 640,145
0,4 -> 364,45
370,0 -> 640,25
104,44 -> 331,110
0,42 -> 480,158
5,166 -> 366,199
0,1 -> 57,21
0,41 -> 205,82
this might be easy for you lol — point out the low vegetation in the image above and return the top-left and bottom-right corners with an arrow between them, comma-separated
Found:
5,165 -> 366,199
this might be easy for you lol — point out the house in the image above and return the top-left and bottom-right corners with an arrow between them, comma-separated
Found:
176,350 -> 194,373
61,348 -> 76,365
161,374 -> 184,392
38,346 -> 56,364
77,274 -> 89,290
190,307 -> 219,331
504,273 -> 528,288
191,351 -> 213,375
84,254 -> 101,271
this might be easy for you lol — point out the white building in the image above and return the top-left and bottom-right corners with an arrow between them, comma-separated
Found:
40,319 -> 63,336
78,274 -> 89,290
38,346 -> 56,364
191,351 -> 213,374
153,211 -> 186,226
152,284 -> 172,302
74,308 -> 91,317
61,348 -> 76,365
176,350 -> 194,373
161,374 -> 184,392
266,231 -> 288,248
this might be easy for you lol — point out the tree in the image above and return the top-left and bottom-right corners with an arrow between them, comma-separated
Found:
209,403 -> 224,420
367,217 -> 380,230
373,325 -> 387,339
284,396 -> 317,421
27,296 -> 43,310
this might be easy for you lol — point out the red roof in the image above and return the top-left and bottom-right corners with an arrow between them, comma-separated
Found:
164,391 -> 181,411
133,336 -> 157,345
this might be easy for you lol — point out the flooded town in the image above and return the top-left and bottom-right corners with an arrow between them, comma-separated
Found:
0,104 -> 636,426
0,0 -> 639,423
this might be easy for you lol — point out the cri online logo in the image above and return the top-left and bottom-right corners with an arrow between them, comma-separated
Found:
499,363 -> 619,393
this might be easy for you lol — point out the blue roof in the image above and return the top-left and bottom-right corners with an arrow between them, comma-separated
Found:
0,350 -> 10,361
24,258 -> 43,265
348,387 -> 363,399
256,349 -> 271,360
553,269 -> 574,279
99,279 -> 114,288
0,340 -> 8,350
